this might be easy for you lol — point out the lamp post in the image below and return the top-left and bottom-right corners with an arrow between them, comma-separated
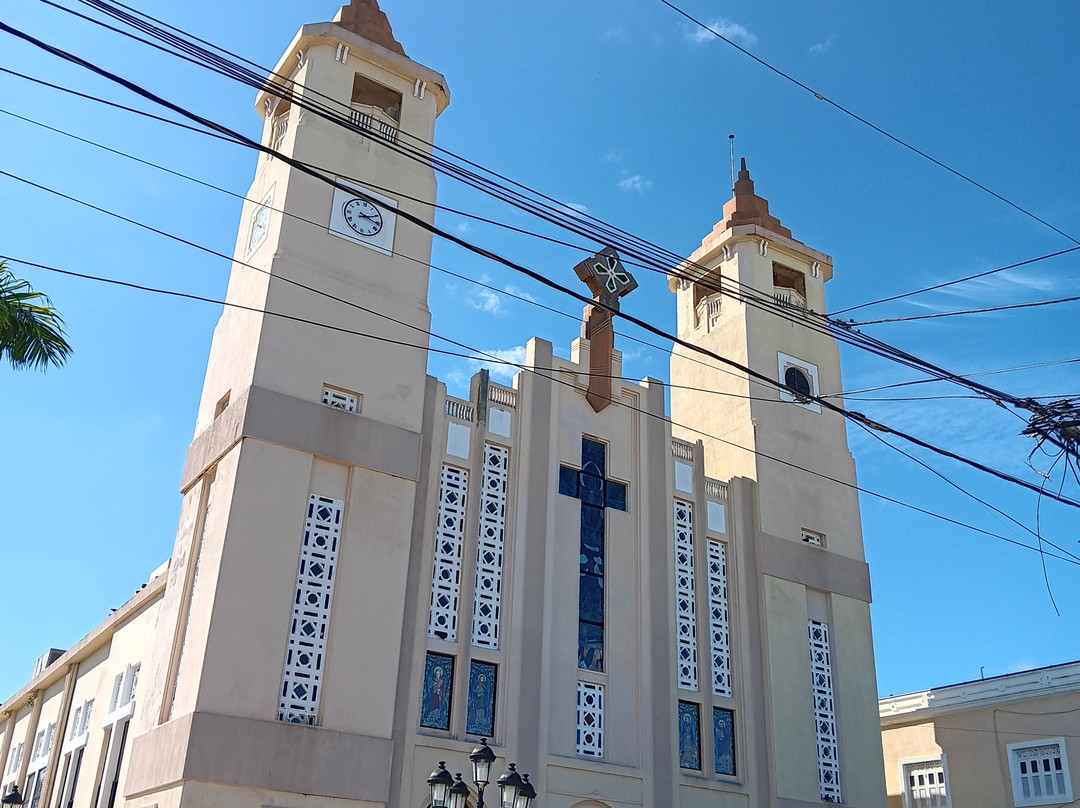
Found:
1,786 -> 24,808
427,741 -> 536,808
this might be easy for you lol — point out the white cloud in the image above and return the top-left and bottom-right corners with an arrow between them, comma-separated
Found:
688,19 -> 757,46
618,174 -> 653,193
564,202 -> 590,215
468,288 -> 504,315
809,35 -> 834,55
604,152 -> 623,163
455,222 -> 472,234
503,284 -> 536,303
468,346 -> 527,383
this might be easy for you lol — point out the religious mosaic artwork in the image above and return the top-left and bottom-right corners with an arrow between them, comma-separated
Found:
466,661 -> 497,737
558,437 -> 627,672
714,707 -> 736,776
678,701 -> 701,770
420,653 -> 454,730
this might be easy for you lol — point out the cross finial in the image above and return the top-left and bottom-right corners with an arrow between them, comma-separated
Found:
572,248 -> 636,412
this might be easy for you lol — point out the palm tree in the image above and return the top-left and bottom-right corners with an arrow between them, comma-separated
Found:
0,260 -> 73,371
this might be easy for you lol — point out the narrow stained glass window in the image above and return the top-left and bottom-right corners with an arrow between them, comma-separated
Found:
678,701 -> 701,770
420,653 -> 454,730
714,707 -> 736,776
466,661 -> 497,737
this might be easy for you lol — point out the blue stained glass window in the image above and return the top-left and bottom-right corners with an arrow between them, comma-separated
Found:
466,662 -> 496,737
678,702 -> 701,770
579,473 -> 605,507
581,438 -> 606,478
578,622 -> 604,672
578,574 -> 604,624
559,466 -> 579,497
605,481 -> 627,511
714,707 -> 736,776
420,653 -> 453,730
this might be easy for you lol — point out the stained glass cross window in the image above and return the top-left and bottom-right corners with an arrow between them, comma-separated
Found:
558,437 -> 627,672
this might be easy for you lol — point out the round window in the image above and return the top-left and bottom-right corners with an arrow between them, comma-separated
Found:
784,366 -> 812,400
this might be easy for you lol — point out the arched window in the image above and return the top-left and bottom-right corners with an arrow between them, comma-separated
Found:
784,366 -> 812,400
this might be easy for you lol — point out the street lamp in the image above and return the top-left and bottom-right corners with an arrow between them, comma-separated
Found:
469,738 -> 496,807
427,741 -> 536,808
427,762 -> 454,808
1,786 -> 24,807
448,774 -> 470,808
496,763 -> 524,808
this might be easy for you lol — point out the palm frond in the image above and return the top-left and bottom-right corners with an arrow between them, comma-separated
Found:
0,261 -> 73,371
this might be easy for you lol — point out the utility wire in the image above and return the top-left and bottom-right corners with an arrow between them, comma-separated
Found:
5,20 -> 1078,505
19,0 -> 1075,429
9,251 -> 1078,570
13,102 -> 1059,414
829,358 -> 1080,398
831,246 -> 1080,317
848,295 -> 1080,326
32,0 -> 1070,408
656,0 -> 1080,246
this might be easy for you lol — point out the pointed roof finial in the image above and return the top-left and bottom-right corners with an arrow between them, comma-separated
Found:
719,157 -> 791,238
334,0 -> 406,56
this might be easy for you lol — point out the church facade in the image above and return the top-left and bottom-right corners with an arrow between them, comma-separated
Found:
0,3 -> 887,807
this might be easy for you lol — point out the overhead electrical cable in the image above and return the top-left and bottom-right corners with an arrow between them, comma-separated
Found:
831,246 -> 1080,317
4,18 -> 1077,501
655,0 -> 1080,246
8,251 -> 1078,570
9,103 -> 1061,414
17,1 -> 1074,423
846,295 -> 1080,326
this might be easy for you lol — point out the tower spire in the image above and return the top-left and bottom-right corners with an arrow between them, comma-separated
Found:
719,158 -> 791,238
334,0 -> 406,56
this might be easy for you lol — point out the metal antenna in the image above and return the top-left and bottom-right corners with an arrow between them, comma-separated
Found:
728,134 -> 736,190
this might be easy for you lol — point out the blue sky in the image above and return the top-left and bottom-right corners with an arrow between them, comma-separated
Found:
1,0 -> 1077,701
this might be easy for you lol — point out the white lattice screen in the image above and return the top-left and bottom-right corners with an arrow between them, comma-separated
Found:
576,681 -> 604,757
322,386 -> 358,413
429,465 -> 469,641
277,494 -> 343,725
707,540 -> 732,697
673,500 -> 698,690
472,444 -> 509,648
809,619 -> 841,803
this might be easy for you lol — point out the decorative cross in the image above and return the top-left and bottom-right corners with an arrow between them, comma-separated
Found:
558,437 -> 627,672
572,247 -> 637,412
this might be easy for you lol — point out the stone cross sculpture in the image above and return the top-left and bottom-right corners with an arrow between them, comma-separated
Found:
573,247 -> 638,412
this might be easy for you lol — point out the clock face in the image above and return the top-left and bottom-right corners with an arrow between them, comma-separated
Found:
248,203 -> 271,251
342,198 -> 383,236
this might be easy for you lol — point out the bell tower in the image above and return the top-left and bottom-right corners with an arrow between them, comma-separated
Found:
126,2 -> 452,805
669,159 -> 862,559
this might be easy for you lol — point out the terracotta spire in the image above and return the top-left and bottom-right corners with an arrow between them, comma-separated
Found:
334,0 -> 406,56
719,158 -> 791,238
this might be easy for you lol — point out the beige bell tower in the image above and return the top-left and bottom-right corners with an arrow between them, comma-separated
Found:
123,3 -> 451,805
669,159 -> 863,560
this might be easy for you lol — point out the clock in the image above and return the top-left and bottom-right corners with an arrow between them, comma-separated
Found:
246,187 -> 274,255
342,198 -> 383,236
329,180 -> 398,254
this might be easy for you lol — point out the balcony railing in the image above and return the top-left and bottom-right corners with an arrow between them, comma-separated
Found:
773,287 -> 806,311
445,398 -> 474,422
349,105 -> 398,143
488,384 -> 517,409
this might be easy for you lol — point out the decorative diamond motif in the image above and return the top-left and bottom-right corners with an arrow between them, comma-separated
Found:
673,500 -> 698,690
707,540 -> 732,698
576,681 -> 604,757
277,494 -> 343,725
809,619 -> 841,803
472,444 -> 510,648
428,465 -> 468,641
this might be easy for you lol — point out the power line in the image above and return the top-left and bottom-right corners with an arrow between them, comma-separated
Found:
9,251 -> 1079,570
831,246 -> 1080,317
830,358 -> 1080,398
13,3 -> 1072,422
847,295 -> 1080,326
655,0 -> 1080,246
5,21 -> 1078,507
